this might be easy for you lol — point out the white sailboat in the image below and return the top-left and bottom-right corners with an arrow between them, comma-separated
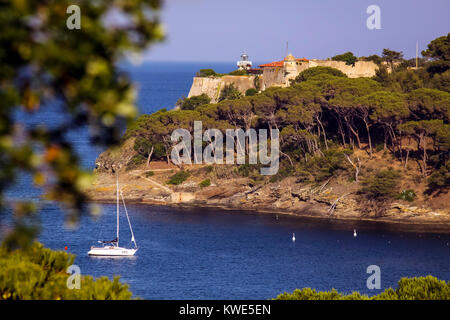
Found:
88,176 -> 138,256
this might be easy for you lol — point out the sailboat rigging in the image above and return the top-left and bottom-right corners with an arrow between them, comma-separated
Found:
88,175 -> 138,256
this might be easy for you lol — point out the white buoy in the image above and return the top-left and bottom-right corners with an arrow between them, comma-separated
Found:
292,233 -> 296,242
353,229 -> 357,237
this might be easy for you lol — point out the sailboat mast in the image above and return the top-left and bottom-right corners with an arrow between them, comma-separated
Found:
116,173 -> 119,247
120,190 -> 137,249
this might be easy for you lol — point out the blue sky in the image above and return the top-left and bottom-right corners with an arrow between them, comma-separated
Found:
142,0 -> 450,63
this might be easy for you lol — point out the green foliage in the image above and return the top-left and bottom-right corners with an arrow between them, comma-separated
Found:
245,88 -> 258,96
382,48 -> 404,70
195,69 -> 249,78
294,66 -> 347,82
372,64 -> 391,84
269,165 -> 295,183
219,83 -> 243,101
0,242 -> 133,300
236,164 -> 258,177
196,69 -> 218,77
202,165 -> 214,174
275,288 -> 369,300
360,54 -> 383,65
0,0 -> 164,248
389,70 -> 424,92
180,94 -> 211,110
167,170 -> 190,185
254,75 -> 261,91
421,33 -> 450,75
199,179 -> 211,188
406,88 -> 450,121
117,34 -> 449,193
126,154 -> 146,170
228,69 -> 248,76
145,171 -> 155,177
427,161 -> 450,193
429,69 -> 450,93
331,52 -> 358,66
300,149 -> 349,182
235,163 -> 265,183
375,144 -> 384,152
359,168 -> 401,200
399,189 -> 416,202
133,137 -> 154,159
275,276 -> 449,300
376,276 -> 450,300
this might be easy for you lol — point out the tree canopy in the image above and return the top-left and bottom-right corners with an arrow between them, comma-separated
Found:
120,34 -> 450,200
331,52 -> 358,66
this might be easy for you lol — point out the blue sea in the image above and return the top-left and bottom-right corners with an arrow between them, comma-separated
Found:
2,61 -> 449,299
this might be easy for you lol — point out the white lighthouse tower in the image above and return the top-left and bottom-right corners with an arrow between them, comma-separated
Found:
237,52 -> 252,70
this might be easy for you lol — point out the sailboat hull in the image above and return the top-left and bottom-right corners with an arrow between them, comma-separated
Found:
88,246 -> 137,256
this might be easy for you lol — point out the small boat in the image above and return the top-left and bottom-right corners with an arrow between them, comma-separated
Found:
88,175 -> 138,257
292,233 -> 296,242
353,229 -> 357,237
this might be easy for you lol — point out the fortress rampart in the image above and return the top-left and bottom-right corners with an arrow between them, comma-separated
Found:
187,58 -> 381,102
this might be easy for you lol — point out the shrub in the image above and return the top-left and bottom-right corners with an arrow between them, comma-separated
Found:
203,165 -> 214,173
275,276 -> 449,300
0,242 -> 133,300
245,88 -> 258,96
219,83 -> 242,101
360,54 -> 383,65
254,75 -> 261,91
375,276 -> 450,300
228,69 -> 247,76
305,149 -> 349,181
145,171 -> 154,177
236,163 -> 260,177
427,161 -> 450,193
167,170 -> 190,185
199,179 -> 211,188
399,189 -> 416,202
331,52 -> 358,66
375,144 -> 384,152
269,165 -> 294,183
294,66 -> 347,82
196,69 -> 217,77
133,138 -> 166,163
359,168 -> 401,200
126,154 -> 146,170
180,94 -> 211,110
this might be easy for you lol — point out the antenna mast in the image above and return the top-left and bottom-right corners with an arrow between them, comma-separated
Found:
416,41 -> 419,68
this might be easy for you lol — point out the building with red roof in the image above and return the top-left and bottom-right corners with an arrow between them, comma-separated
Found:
256,54 -> 310,89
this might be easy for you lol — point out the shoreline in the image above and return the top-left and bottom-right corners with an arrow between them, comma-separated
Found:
86,166 -> 449,234
88,197 -> 450,234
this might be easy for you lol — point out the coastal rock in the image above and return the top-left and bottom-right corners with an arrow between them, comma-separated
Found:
196,186 -> 243,200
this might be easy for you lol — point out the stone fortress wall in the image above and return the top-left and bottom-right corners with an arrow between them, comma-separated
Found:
187,75 -> 258,103
187,56 -> 381,103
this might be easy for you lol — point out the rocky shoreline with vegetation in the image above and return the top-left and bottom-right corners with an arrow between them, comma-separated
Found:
87,162 -> 450,233
88,35 -> 449,232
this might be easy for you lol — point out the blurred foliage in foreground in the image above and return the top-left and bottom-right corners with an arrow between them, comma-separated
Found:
0,0 -> 163,248
274,276 -> 450,300
0,242 -> 132,300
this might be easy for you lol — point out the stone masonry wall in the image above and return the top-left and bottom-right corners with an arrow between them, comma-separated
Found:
187,75 -> 257,103
309,60 -> 379,78
187,60 -> 380,101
